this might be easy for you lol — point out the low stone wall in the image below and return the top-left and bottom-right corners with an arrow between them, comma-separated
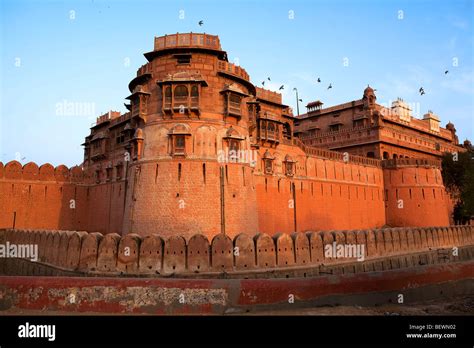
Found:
0,226 -> 472,277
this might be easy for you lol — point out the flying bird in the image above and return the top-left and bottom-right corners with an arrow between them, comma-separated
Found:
279,85 -> 284,90
262,81 -> 265,86
327,83 -> 333,90
298,98 -> 303,102
267,77 -> 271,81
317,77 -> 321,83
198,20 -> 204,26
419,87 -> 425,95
445,70 -> 449,75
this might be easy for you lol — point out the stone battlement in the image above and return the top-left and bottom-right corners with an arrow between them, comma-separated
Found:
382,158 -> 442,168
0,161 -> 83,182
154,33 -> 222,51
255,87 -> 283,105
1,226 -> 471,278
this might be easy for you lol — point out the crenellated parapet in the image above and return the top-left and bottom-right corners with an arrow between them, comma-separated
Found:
0,161 -> 84,183
1,226 -> 472,278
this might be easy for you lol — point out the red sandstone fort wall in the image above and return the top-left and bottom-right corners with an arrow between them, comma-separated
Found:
1,156 -> 453,237
122,160 -> 258,240
0,161 -> 125,234
255,144 -> 386,235
383,160 -> 450,227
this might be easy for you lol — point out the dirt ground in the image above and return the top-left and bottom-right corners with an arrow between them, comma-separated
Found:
1,295 -> 473,316
250,295 -> 474,315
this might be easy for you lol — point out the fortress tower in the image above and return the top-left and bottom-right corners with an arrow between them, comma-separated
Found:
86,33 -> 263,238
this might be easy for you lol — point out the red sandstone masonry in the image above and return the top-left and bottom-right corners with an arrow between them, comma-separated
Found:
97,233 -> 120,273
211,233 -> 233,272
66,232 -> 87,270
293,232 -> 311,266
234,233 -> 255,270
58,231 -> 74,266
79,232 -> 102,272
274,233 -> 295,267
138,234 -> 164,274
117,233 -> 141,274
188,234 -> 211,272
1,225 -> 472,276
0,161 -> 121,235
308,231 -> 324,264
0,154 -> 452,240
163,235 -> 186,274
255,233 -> 276,268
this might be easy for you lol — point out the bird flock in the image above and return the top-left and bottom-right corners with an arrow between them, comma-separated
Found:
196,20 -> 452,101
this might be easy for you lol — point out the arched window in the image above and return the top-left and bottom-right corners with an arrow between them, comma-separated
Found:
173,85 -> 189,109
174,85 -> 188,99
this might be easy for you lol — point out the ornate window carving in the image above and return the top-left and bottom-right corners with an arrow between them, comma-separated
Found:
220,84 -> 247,118
284,155 -> 296,177
228,93 -> 242,116
126,85 -> 150,118
169,124 -> 191,157
174,85 -> 189,110
262,150 -> 274,175
160,79 -> 203,115
174,135 -> 185,154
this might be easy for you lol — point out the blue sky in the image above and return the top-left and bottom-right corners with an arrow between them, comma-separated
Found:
1,0 -> 472,167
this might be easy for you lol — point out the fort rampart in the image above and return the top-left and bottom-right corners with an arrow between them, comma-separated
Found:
1,225 -> 472,278
0,157 -> 453,238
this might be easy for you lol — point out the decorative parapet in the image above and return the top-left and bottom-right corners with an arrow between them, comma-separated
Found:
216,60 -> 250,81
137,63 -> 153,77
381,158 -> 442,168
255,87 -> 283,105
1,225 -> 472,277
298,125 -> 375,139
292,138 -> 381,167
0,161 -> 84,183
154,33 -> 222,51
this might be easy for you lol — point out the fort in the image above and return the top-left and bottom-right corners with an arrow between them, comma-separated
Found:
0,33 -> 472,314
0,32 -> 465,238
